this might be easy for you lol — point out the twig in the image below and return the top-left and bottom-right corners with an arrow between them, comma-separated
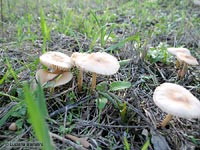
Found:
49,132 -> 88,150
74,119 -> 149,129
48,87 -> 74,99
154,63 -> 167,80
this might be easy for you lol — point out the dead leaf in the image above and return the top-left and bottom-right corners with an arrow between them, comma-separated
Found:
65,134 -> 90,148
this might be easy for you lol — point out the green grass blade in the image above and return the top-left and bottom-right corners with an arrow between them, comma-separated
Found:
34,82 -> 48,117
23,84 -> 54,150
40,8 -> 51,53
106,35 -> 140,52
0,70 -> 9,85
5,57 -> 18,82
123,134 -> 130,150
0,102 -> 22,128
141,138 -> 150,150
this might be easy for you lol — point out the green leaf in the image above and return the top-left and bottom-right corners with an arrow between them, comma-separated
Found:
96,82 -> 107,92
23,84 -> 54,150
95,97 -> 108,110
109,81 -> 131,91
98,91 -> 119,108
119,59 -> 132,66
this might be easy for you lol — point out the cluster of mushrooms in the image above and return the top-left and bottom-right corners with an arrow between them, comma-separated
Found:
167,47 -> 199,78
35,51 -> 120,91
153,47 -> 200,128
35,48 -> 199,129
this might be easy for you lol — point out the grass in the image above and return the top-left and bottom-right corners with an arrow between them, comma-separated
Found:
0,0 -> 200,149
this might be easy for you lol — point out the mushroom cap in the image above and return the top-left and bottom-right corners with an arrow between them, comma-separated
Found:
71,52 -> 90,66
153,82 -> 200,119
167,47 -> 191,56
40,51 -> 73,71
36,69 -> 73,87
176,52 -> 199,65
73,52 -> 120,75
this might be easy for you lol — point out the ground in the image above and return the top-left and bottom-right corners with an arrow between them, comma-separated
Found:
0,0 -> 200,150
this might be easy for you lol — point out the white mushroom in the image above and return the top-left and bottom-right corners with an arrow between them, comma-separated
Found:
167,47 -> 191,56
71,52 -> 90,91
167,47 -> 191,68
72,52 -> 120,91
40,51 -> 73,73
153,82 -> 200,128
176,52 -> 199,78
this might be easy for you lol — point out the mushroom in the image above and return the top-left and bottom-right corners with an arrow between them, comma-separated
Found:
35,69 -> 73,88
72,52 -> 120,91
153,82 -> 200,128
36,51 -> 73,89
40,51 -> 73,73
176,52 -> 199,78
167,47 -> 191,68
71,52 -> 90,91
167,47 -> 191,56
9,122 -> 17,131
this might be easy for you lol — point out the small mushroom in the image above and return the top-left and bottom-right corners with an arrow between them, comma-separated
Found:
36,69 -> 73,88
36,51 -> 73,89
9,122 -> 17,131
176,52 -> 199,78
72,52 -> 120,91
71,52 -> 90,91
167,47 -> 191,68
153,82 -> 200,128
167,47 -> 191,56
40,51 -> 73,73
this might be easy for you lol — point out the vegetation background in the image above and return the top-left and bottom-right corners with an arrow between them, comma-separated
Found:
0,0 -> 200,150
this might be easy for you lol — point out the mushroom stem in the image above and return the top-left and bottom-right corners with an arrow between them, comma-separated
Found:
175,59 -> 180,68
179,62 -> 188,78
78,69 -> 83,91
161,114 -> 173,128
91,73 -> 97,91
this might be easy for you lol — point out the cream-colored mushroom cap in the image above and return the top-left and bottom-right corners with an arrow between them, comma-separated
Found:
40,51 -> 73,71
74,52 -> 120,75
176,52 -> 199,65
36,69 -> 73,87
167,47 -> 191,56
153,83 -> 200,119
71,52 -> 90,67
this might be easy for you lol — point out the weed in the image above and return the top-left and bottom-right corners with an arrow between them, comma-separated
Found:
146,42 -> 173,64
40,9 -> 51,53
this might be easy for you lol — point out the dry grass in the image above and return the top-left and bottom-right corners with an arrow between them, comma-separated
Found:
0,0 -> 200,150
